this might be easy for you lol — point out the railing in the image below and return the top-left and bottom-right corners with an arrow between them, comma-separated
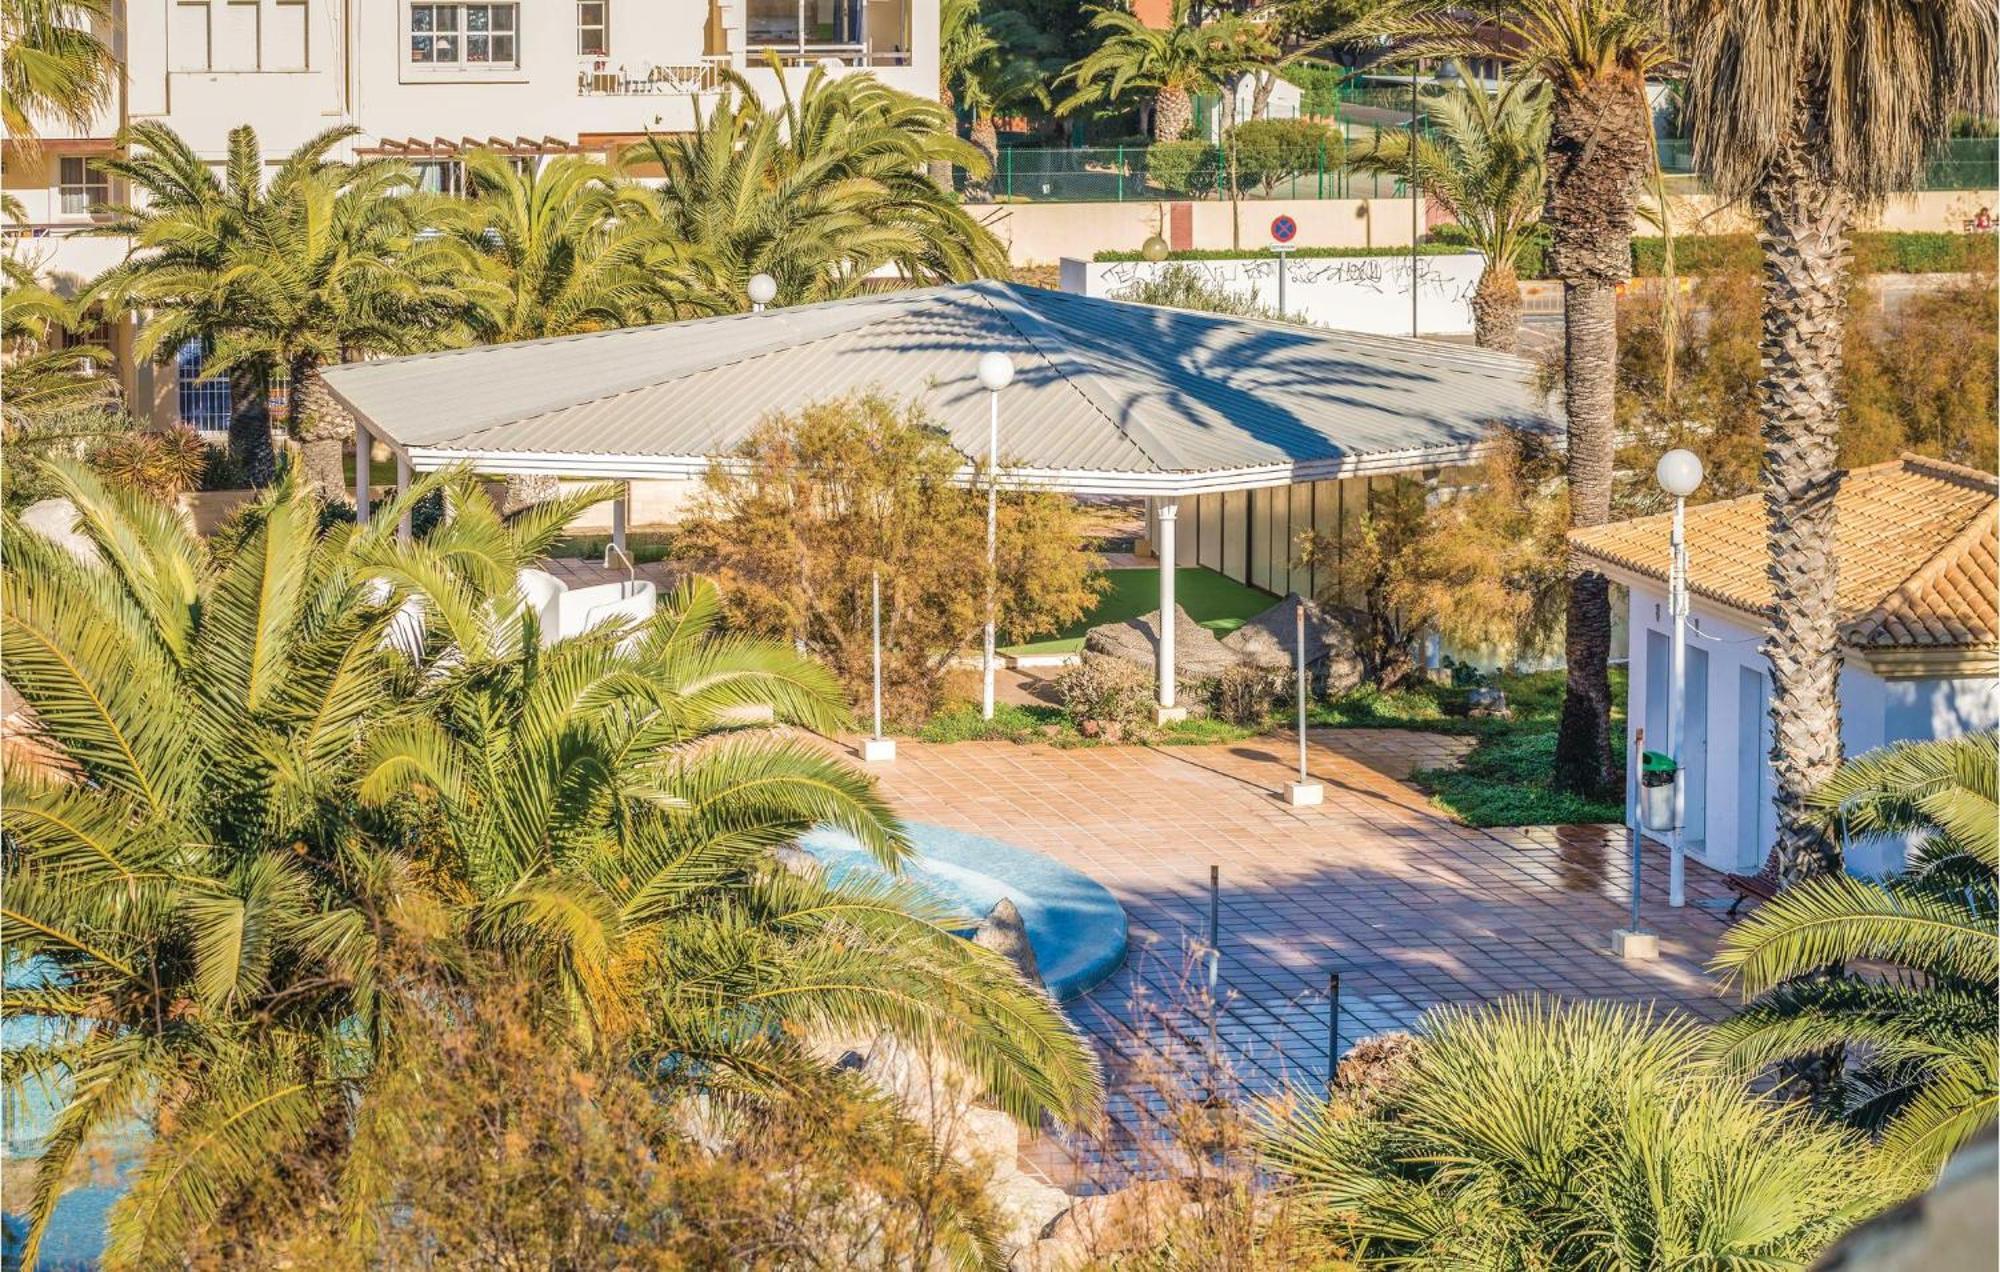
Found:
1655,136 -> 1998,192
576,57 -> 723,96
743,43 -> 913,68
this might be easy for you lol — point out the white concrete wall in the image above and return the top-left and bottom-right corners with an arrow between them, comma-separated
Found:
975,197 -> 1422,266
1061,251 -> 1482,336
1647,189 -> 1995,237
1622,582 -> 2000,878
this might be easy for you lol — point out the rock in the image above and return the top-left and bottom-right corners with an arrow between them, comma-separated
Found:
975,898 -> 1043,990
18,498 -> 100,566
992,1172 -> 1077,1262
1083,605 -> 1237,679
1222,593 -> 1364,694
1024,1179 -> 1218,1267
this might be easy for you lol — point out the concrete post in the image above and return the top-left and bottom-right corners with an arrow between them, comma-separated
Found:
354,420 -> 371,525
611,485 -> 629,557
395,453 -> 413,545
1155,500 -> 1184,723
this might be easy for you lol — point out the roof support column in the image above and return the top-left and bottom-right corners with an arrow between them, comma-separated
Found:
395,454 -> 413,545
1155,499 -> 1185,724
354,419 -> 371,526
610,484 -> 629,558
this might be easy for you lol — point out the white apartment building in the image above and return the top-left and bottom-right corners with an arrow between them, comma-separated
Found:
3,0 -> 940,427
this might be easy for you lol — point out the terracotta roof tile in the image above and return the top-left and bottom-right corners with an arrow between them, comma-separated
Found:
1569,454 -> 1997,651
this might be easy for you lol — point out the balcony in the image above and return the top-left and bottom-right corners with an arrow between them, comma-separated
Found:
577,57 -> 727,97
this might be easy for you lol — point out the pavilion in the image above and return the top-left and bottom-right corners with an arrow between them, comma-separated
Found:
319,280 -> 1554,715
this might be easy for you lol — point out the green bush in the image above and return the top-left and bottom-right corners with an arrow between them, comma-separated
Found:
1144,140 -> 1221,197
1284,64 -> 1345,118
1224,119 -> 1336,196
1427,221 -> 1552,279
1054,653 -> 1155,729
1631,230 -> 1997,276
1211,664 -> 1285,726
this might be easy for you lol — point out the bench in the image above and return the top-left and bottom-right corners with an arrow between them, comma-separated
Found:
1722,849 -> 1781,917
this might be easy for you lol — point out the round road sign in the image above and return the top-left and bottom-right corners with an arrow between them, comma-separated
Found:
1270,214 -> 1298,243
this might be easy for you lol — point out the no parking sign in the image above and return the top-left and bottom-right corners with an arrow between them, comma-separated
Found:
1270,214 -> 1298,244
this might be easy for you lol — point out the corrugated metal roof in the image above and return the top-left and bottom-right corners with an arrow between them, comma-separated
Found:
321,281 -> 1554,488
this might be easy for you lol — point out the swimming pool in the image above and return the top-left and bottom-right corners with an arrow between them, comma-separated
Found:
799,822 -> 1129,1003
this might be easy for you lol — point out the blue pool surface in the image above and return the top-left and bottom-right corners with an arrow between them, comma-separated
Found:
800,822 -> 1129,1002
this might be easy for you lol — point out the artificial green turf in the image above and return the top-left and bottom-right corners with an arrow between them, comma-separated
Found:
1000,567 -> 1275,656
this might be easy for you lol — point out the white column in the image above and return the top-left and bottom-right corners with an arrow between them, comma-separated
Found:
395,454 -> 413,545
611,485 -> 629,557
1156,500 -> 1181,719
354,420 -> 371,525
1667,495 -> 1688,907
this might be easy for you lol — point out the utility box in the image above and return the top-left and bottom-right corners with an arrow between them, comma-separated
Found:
1639,750 -> 1677,832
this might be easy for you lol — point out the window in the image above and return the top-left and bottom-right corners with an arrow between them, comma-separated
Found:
410,3 -> 516,67
58,156 -> 108,215
176,339 -> 232,432
411,159 -> 466,196
577,1 -> 607,55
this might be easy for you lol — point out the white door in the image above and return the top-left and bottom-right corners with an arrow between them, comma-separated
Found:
1736,667 -> 1772,872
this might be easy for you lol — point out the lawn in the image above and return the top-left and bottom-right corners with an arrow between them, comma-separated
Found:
1000,567 -> 1275,657
1312,669 -> 1629,828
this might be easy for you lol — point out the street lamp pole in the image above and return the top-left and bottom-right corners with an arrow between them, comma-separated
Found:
1656,448 -> 1705,908
977,352 -> 1016,721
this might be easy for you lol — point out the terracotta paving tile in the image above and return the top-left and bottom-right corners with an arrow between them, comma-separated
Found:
836,726 -> 1740,1184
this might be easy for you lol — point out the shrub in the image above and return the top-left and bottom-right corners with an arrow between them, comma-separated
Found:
1224,119 -> 1335,196
1211,664 -> 1283,726
1113,264 -> 1296,322
1630,230 -> 1997,276
1145,140 -> 1221,196
1055,653 -> 1154,730
1429,220 -> 1551,279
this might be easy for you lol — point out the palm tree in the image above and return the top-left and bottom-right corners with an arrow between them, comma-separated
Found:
1668,0 -> 1996,881
1265,998 -> 1914,1265
447,149 -> 700,510
2,252 -> 114,426
1346,63 -> 1548,351
1708,733 -> 1998,1176
1055,0 -> 1277,143
636,59 -> 1005,309
92,123 -> 465,491
3,465 -> 1098,1263
940,0 -> 1049,188
1,0 -> 113,144
1368,2 -> 1670,794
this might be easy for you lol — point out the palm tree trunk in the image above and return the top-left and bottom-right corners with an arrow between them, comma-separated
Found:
504,474 -> 562,514
1470,262 -> 1521,353
1154,85 -> 1194,143
1756,141 -> 1854,885
968,114 -> 999,199
227,363 -> 278,487
290,355 -> 352,504
1544,71 -> 1652,796
931,87 -> 957,191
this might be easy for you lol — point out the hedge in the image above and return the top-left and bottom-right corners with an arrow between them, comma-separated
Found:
1095,243 -> 1474,262
1631,231 -> 1996,276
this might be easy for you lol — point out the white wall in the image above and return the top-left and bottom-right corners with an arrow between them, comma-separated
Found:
1622,581 -> 2000,878
1060,252 -> 1482,336
975,196 -> 1422,266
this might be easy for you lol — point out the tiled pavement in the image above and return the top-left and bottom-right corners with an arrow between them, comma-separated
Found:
850,728 -> 1739,1184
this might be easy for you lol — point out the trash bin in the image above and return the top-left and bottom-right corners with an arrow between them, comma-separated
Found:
1639,750 -> 1677,832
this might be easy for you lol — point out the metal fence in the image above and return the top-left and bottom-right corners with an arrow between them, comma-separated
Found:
1654,136 -> 1998,192
973,138 -> 1410,203
969,134 -> 1999,204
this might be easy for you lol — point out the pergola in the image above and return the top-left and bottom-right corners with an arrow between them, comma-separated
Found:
320,280 -> 1552,714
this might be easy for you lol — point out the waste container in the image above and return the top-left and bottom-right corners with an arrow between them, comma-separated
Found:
1639,750 -> 1677,832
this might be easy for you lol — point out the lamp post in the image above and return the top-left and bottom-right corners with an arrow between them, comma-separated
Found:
747,271 -> 777,313
1656,448 -> 1704,908
862,569 -> 896,762
976,351 -> 1015,721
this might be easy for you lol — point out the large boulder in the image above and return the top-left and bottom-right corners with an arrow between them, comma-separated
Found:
1083,605 -> 1237,679
1221,593 -> 1364,695
19,498 -> 100,566
974,897 -> 1044,991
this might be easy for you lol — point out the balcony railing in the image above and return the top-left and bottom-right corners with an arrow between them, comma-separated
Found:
744,43 -> 913,68
577,57 -> 725,96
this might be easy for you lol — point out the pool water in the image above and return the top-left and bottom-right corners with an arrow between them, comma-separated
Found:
800,822 -> 1128,1002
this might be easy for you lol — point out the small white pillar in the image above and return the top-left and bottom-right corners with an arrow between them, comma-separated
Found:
1155,500 -> 1184,724
862,569 -> 895,762
610,484 -> 629,557
395,453 -> 412,544
354,420 -> 371,525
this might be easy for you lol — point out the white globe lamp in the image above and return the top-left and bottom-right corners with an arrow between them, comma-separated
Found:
1655,448 -> 1704,499
746,272 -> 778,311
976,351 -> 1016,393
1141,234 -> 1170,262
